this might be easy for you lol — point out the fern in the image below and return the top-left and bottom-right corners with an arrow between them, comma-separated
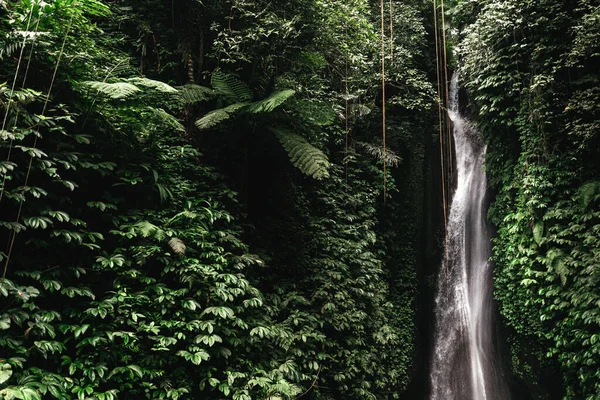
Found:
82,81 -> 140,99
271,128 -> 330,179
246,90 -> 295,113
129,221 -> 167,241
83,78 -> 178,100
177,84 -> 214,105
579,180 -> 600,210
356,141 -> 401,167
195,103 -> 248,130
0,31 -> 46,60
211,72 -> 252,102
79,0 -> 112,16
126,78 -> 178,94
146,107 -> 185,132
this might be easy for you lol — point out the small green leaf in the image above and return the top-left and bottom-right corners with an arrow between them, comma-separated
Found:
127,364 -> 144,378
0,363 -> 12,384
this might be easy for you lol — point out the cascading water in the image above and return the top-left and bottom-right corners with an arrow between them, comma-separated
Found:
429,73 -> 509,400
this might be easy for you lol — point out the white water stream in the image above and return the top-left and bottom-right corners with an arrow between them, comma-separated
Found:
430,73 -> 509,400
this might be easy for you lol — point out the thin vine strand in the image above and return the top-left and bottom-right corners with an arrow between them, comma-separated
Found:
381,0 -> 387,204
433,0 -> 449,299
440,0 -> 453,177
0,2 -> 35,131
3,10 -> 76,278
0,2 -> 36,205
389,0 -> 393,65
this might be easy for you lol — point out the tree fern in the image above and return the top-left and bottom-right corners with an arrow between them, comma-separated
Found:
82,78 -> 179,100
146,107 -> 185,132
177,84 -> 214,105
211,71 -> 252,102
126,78 -> 178,94
194,88 -> 294,130
82,81 -> 140,99
246,90 -> 295,113
195,103 -> 249,130
271,128 -> 330,179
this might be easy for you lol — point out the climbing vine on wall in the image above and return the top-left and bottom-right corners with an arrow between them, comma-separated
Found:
458,0 -> 600,398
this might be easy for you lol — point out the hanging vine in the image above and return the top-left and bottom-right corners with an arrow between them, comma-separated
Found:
440,0 -> 453,177
0,2 -> 36,205
380,0 -> 387,202
3,10 -> 76,277
432,0 -> 450,297
389,0 -> 394,65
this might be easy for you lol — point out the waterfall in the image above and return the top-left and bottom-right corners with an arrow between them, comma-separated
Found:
429,73 -> 509,400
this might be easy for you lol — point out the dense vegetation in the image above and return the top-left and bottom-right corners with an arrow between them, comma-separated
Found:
0,1 -> 435,399
456,0 -> 600,398
2,0 -> 599,399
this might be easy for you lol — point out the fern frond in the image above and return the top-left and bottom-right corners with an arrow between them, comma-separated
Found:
579,180 -> 600,210
211,72 -> 252,102
271,128 -> 330,179
126,78 -> 178,94
79,0 -> 112,16
168,237 -> 186,255
356,141 -> 401,167
0,31 -> 47,60
195,103 -> 248,130
82,81 -> 140,99
146,107 -> 185,132
246,89 -> 295,113
166,210 -> 199,226
177,84 -> 214,105
132,221 -> 166,241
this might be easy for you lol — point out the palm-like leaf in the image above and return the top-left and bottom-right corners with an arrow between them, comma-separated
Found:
195,103 -> 249,130
126,78 -> 178,94
177,84 -> 214,105
211,72 -> 252,102
83,81 -> 140,99
146,107 -> 185,132
272,128 -> 330,179
246,90 -> 295,113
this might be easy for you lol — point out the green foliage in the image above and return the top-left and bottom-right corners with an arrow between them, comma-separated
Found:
195,103 -> 249,130
272,128 -> 330,179
176,85 -> 214,105
211,72 -> 252,103
82,81 -> 141,99
0,0 -> 434,399
246,90 -> 296,114
459,0 -> 600,397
